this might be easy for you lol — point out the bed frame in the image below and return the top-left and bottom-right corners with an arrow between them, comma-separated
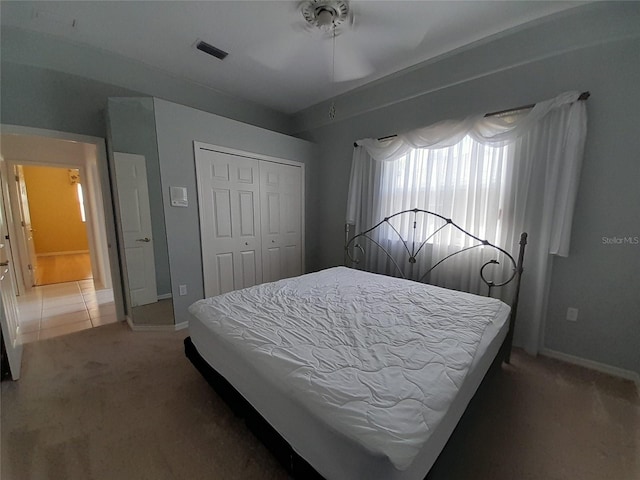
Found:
344,208 -> 527,363
185,208 -> 527,479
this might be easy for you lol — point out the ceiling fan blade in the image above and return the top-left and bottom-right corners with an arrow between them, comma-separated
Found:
244,1 -> 312,71
350,6 -> 427,52
354,25 -> 426,54
324,31 -> 374,82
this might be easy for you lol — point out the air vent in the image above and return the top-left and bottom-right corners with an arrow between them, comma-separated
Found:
196,40 -> 228,60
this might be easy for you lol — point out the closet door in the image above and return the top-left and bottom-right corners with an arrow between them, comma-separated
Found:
260,162 -> 302,283
196,149 -> 262,297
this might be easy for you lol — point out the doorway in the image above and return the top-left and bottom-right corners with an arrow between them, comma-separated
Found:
8,163 -> 112,342
14,164 -> 94,286
0,126 -> 125,348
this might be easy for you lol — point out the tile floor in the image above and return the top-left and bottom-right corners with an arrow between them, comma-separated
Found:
16,279 -> 117,344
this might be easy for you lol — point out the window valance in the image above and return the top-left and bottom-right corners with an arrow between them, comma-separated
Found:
355,91 -> 584,161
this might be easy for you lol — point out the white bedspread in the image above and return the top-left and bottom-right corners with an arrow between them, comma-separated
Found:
188,267 -> 510,470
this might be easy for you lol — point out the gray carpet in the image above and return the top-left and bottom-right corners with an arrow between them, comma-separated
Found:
1,321 -> 638,480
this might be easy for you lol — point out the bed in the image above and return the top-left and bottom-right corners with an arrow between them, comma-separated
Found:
185,208 -> 527,480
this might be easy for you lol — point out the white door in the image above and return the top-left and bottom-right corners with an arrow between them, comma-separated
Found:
260,162 -> 302,283
113,153 -> 158,307
12,166 -> 38,288
196,149 -> 262,298
0,162 -> 23,380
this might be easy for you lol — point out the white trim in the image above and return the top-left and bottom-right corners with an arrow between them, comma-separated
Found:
540,348 -> 640,392
174,321 -> 189,331
157,293 -> 173,300
37,250 -> 90,257
1,124 -> 105,145
126,315 -> 188,332
193,141 -> 303,168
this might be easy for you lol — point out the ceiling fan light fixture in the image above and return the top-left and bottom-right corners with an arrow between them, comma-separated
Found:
316,9 -> 335,27
300,0 -> 350,32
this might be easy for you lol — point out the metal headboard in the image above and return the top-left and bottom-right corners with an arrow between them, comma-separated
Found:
344,208 -> 527,363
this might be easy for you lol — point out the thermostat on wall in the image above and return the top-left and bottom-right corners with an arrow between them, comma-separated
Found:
170,186 -> 188,207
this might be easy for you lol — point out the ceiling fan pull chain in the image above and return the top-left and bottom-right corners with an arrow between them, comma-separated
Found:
329,24 -> 337,120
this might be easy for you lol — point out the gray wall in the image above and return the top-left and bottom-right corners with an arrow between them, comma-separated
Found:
153,98 -> 318,326
294,3 -> 640,375
106,98 -> 172,297
1,62 -> 141,138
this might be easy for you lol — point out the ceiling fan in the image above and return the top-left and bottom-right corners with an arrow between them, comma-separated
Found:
249,0 -> 390,83
300,0 -> 351,33
297,0 -> 374,82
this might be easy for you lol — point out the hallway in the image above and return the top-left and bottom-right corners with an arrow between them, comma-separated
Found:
16,280 -> 116,344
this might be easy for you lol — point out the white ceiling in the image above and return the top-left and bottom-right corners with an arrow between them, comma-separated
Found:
1,1 -> 584,114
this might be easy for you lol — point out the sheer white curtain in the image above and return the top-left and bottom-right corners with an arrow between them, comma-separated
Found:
346,91 -> 588,354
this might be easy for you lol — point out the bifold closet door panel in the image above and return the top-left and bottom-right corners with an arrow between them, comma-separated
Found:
195,149 -> 262,298
260,162 -> 302,283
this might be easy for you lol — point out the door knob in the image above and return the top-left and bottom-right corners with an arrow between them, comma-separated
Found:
0,261 -> 9,266
136,237 -> 151,243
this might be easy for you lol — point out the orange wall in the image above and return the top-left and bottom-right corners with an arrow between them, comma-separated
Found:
22,166 -> 89,254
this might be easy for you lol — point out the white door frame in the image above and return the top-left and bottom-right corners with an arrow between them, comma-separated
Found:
0,158 -> 27,295
0,124 -> 125,321
12,165 -> 38,290
0,155 -> 23,379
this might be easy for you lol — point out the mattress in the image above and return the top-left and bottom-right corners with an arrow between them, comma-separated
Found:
188,266 -> 510,480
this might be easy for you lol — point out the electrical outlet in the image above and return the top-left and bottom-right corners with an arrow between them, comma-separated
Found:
179,284 -> 187,296
566,307 -> 578,322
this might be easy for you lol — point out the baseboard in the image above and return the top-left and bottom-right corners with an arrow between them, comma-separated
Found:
540,348 -> 640,392
37,250 -> 90,257
157,293 -> 173,300
125,315 -> 188,332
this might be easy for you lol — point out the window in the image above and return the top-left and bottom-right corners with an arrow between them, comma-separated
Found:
77,183 -> 86,222
348,91 -> 588,352
379,135 -> 511,246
